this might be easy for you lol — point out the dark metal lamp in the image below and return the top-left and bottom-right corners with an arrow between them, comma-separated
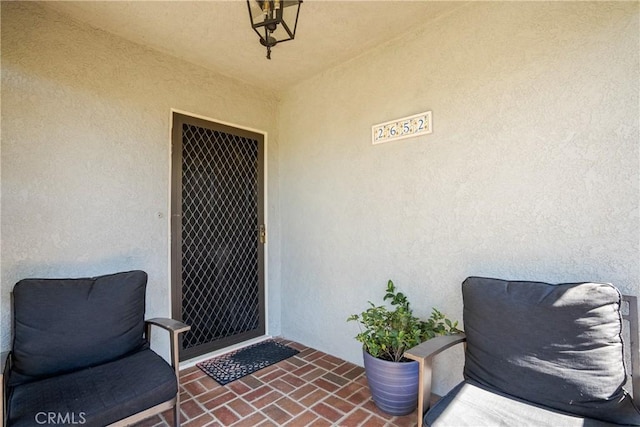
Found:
247,0 -> 302,59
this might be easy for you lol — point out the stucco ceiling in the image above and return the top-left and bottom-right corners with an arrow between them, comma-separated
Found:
44,1 -> 467,92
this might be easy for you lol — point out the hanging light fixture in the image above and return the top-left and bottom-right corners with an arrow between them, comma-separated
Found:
247,0 -> 302,60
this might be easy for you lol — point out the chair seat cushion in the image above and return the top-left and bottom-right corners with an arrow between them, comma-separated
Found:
8,349 -> 177,427
426,381 -> 620,427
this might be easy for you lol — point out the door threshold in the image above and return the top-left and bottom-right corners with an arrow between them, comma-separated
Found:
179,334 -> 273,369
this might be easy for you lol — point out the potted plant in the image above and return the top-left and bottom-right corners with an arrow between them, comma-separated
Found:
347,280 -> 461,416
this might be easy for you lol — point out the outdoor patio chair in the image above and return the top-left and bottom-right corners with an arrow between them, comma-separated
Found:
1,270 -> 190,427
405,276 -> 640,427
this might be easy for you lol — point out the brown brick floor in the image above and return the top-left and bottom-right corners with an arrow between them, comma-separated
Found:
133,337 -> 418,426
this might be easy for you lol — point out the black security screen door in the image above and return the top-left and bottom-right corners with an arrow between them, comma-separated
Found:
171,112 -> 265,361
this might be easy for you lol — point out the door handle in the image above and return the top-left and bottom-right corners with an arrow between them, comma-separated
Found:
258,224 -> 266,244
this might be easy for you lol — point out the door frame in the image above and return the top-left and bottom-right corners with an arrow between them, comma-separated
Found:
168,108 -> 269,359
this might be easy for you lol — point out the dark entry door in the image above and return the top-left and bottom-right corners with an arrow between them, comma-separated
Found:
171,112 -> 265,360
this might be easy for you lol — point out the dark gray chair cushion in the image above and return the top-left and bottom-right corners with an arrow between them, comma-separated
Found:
426,380 -> 619,427
462,277 -> 640,425
7,349 -> 177,427
10,270 -> 148,386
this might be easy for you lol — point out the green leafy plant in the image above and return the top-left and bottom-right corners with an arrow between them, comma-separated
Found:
347,280 -> 461,362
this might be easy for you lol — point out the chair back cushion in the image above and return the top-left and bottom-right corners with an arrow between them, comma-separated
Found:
10,270 -> 148,386
462,276 -> 640,425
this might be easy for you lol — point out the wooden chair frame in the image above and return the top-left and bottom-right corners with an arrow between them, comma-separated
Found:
1,317 -> 190,427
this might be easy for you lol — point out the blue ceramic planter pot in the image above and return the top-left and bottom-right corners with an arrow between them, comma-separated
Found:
363,349 -> 419,416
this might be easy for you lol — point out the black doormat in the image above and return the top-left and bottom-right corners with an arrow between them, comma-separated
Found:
197,340 -> 300,385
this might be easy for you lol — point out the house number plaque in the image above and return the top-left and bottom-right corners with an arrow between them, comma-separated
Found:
372,111 -> 432,145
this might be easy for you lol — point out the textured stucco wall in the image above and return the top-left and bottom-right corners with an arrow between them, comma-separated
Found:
279,1 -> 639,393
0,2 -> 282,354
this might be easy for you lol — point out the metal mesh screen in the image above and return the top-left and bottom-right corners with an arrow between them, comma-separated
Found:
180,123 -> 260,350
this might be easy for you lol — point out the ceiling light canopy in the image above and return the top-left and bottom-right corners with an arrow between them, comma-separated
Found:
247,0 -> 302,60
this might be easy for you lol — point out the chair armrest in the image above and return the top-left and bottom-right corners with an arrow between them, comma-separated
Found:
621,295 -> 639,407
145,318 -> 191,374
146,318 -> 191,335
405,333 -> 467,361
1,351 -> 12,427
404,333 -> 466,427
